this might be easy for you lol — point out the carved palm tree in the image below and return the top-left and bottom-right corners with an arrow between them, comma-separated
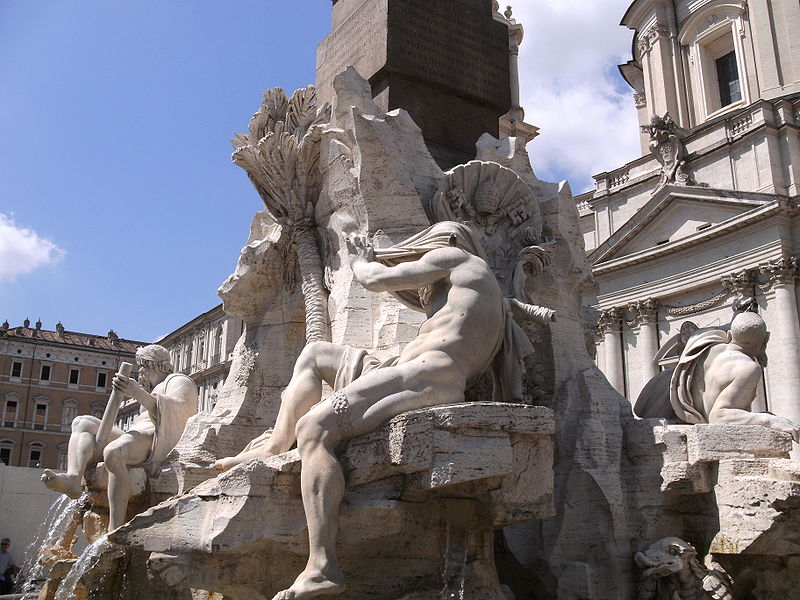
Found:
231,86 -> 332,343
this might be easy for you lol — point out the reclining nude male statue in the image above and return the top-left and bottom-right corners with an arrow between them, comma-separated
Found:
42,344 -> 198,531
669,311 -> 799,440
213,221 -> 551,600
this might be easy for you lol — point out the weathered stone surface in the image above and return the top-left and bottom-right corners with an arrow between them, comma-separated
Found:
111,403 -> 553,599
624,420 -> 800,598
686,423 -> 793,463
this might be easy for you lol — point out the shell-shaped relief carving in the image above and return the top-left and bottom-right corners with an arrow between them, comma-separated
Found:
430,160 -> 545,294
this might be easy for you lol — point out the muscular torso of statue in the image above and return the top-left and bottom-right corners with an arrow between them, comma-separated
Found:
394,248 -> 504,382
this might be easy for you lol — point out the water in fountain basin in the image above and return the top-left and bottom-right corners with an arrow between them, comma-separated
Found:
17,494 -> 82,595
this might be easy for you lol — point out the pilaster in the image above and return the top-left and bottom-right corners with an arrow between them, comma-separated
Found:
759,257 -> 800,426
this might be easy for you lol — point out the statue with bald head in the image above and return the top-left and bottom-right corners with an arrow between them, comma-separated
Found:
670,312 -> 799,441
42,344 -> 198,531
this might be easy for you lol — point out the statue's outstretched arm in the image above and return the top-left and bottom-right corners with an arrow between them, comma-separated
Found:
347,237 -> 449,293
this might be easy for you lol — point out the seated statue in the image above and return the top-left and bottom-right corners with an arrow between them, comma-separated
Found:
668,312 -> 798,440
213,221 -> 550,600
42,344 -> 198,531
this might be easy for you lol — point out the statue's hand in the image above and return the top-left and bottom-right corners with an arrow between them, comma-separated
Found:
346,235 -> 374,264
112,373 -> 146,402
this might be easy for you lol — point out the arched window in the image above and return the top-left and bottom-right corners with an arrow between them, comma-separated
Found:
0,439 -> 14,466
28,441 -> 45,468
62,399 -> 79,431
3,393 -> 20,427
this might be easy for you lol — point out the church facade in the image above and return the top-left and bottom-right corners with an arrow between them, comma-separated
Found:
583,0 -> 800,426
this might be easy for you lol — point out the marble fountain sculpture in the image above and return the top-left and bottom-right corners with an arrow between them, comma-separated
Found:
27,69 -> 800,600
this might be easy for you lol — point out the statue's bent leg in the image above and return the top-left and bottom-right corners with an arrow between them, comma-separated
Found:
214,342 -> 349,471
103,430 -> 152,531
42,416 -> 123,499
274,352 -> 465,600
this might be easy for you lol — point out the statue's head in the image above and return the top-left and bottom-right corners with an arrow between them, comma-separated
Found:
730,312 -> 768,356
135,344 -> 173,390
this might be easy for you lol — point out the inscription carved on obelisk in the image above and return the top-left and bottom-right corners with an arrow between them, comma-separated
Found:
317,0 -> 512,169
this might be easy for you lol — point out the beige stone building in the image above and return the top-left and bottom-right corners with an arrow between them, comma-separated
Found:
583,0 -> 800,426
0,320 -> 142,469
153,305 -> 242,417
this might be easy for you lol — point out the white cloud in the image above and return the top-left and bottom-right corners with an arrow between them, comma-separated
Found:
0,213 -> 65,282
512,0 -> 643,192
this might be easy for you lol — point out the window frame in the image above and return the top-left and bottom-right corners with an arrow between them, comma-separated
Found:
33,399 -> 49,431
3,394 -> 20,428
28,441 -> 45,468
0,439 -> 14,466
62,398 -> 79,431
679,2 -> 749,123
91,402 -> 105,420
56,443 -> 68,471
39,363 -> 52,383
68,367 -> 80,388
96,371 -> 108,390
10,361 -> 22,381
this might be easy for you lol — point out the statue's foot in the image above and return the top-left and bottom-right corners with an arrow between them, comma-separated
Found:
271,568 -> 345,600
41,470 -> 82,499
212,430 -> 275,472
212,447 -> 275,472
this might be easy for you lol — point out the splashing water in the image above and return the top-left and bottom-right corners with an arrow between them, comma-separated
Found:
18,494 -> 82,595
54,534 -> 115,600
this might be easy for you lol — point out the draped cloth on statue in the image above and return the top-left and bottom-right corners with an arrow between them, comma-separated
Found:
343,221 -> 537,403
132,373 -> 198,475
669,329 -> 730,424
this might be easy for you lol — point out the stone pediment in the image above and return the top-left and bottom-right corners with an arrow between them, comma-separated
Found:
590,187 -> 775,265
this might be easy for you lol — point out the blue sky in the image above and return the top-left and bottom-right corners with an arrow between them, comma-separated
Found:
0,0 -> 641,342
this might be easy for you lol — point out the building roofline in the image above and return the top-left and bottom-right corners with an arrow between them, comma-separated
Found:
156,304 -> 226,343
0,324 -> 144,354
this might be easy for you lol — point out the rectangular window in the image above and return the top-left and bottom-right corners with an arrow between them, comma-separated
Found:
10,361 -> 22,378
4,401 -> 17,427
57,451 -> 68,471
28,448 -> 42,468
40,364 -> 51,381
34,403 -> 47,430
0,447 -> 11,465
97,372 -> 107,388
69,368 -> 80,385
716,51 -> 741,107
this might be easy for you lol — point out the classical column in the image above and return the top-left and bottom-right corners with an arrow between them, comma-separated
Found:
760,257 -> 800,426
599,308 -> 624,394
633,298 -> 660,382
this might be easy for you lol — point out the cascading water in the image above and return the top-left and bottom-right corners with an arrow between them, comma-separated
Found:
53,535 -> 114,600
17,494 -> 82,595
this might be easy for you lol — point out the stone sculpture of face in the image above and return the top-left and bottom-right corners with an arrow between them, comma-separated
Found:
136,363 -> 159,393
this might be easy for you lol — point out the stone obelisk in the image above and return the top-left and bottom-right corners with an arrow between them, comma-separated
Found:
316,0 -> 512,169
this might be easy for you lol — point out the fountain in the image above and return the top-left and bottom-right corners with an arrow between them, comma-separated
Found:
22,3 -> 800,599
